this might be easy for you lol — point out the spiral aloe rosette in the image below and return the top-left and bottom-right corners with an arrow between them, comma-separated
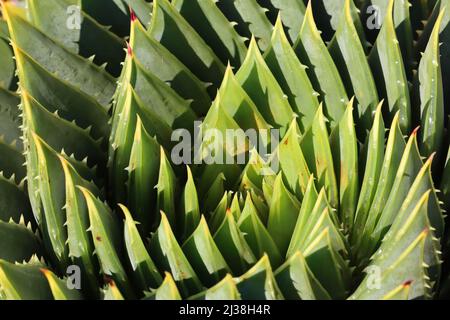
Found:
0,0 -> 449,300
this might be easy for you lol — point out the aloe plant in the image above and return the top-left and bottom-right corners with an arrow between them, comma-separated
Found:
0,0 -> 449,300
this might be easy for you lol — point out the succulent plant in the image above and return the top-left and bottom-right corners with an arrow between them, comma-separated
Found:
0,0 -> 449,300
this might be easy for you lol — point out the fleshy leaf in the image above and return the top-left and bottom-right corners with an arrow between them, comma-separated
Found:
293,3 -> 348,129
148,0 -> 225,86
330,100 -> 359,230
129,17 -> 211,115
127,117 -> 161,234
267,173 -> 301,255
238,194 -> 283,268
182,216 -> 231,286
328,0 -> 379,136
216,0 -> 273,51
121,204 -> 163,293
264,15 -> 319,132
368,0 -> 411,132
41,269 -> 83,300
300,106 -> 339,209
180,166 -> 201,241
235,255 -> 284,300
418,9 -> 445,158
275,251 -> 331,300
172,0 -> 247,66
0,258 -> 52,300
236,37 -> 295,131
0,220 -> 41,263
59,155 -> 100,298
149,213 -> 203,297
213,210 -> 256,275
80,187 -> 135,299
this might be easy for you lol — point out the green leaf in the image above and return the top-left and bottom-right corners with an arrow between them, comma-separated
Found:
109,84 -> 171,202
367,0 -> 414,75
180,166 -> 201,241
148,213 -> 203,297
353,113 -> 406,259
293,3 -> 348,129
0,175 -> 33,224
300,106 -> 339,209
80,0 -> 152,37
0,88 -> 21,146
172,0 -> 247,66
156,148 -> 178,230
182,216 -> 231,287
196,98 -> 246,189
216,0 -> 273,51
418,10 -> 445,158
267,173 -> 301,255
25,133 -> 70,271
218,65 -> 271,133
0,220 -> 41,263
202,174 -> 227,222
79,187 -> 135,299
267,0 -> 307,42
378,184 -> 442,286
350,193 -> 436,300
213,210 -> 256,275
235,255 -> 284,300
370,130 -> 428,243
148,0 -> 225,86
236,37 -> 295,131
189,274 -> 241,300
238,194 -> 282,267
368,0 -> 411,132
239,150 -> 275,199
14,48 -> 110,141
302,229 -> 351,300
0,258 -> 52,300
59,156 -> 100,298
152,272 -> 182,300
206,190 -> 229,234
291,185 -> 346,256
330,100 -> 359,230
121,204 -> 163,293
352,104 -> 385,242
328,1 -> 379,136
264,16 -> 319,132
287,175 -> 318,257
41,269 -> 83,300
27,0 -> 125,76
129,18 -> 211,116
275,251 -> 331,300
3,2 -> 116,107
0,141 -> 26,183
22,91 -> 106,168
127,117 -> 161,234
416,2 -> 450,126
0,37 -> 16,90
273,120 -> 311,198
114,56 -> 197,135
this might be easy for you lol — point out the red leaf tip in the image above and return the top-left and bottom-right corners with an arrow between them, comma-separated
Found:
130,7 -> 137,22
403,280 -> 413,287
